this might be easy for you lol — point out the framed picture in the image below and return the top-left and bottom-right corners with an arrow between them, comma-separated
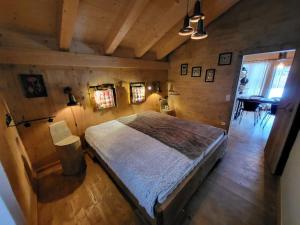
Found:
19,74 -> 48,98
218,52 -> 232,65
205,69 -> 216,82
191,66 -> 202,77
180,63 -> 188,75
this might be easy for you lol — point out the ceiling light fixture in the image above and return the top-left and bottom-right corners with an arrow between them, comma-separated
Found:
190,0 -> 205,23
178,0 -> 193,36
191,18 -> 208,40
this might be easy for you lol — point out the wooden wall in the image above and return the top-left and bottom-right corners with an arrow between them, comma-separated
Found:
168,0 -> 300,129
0,65 -> 167,169
0,94 -> 37,225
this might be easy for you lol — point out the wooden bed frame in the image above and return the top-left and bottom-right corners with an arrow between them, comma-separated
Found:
87,135 -> 228,225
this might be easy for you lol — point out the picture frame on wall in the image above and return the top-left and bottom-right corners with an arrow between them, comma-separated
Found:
180,63 -> 188,75
19,74 -> 48,98
205,69 -> 216,82
191,66 -> 202,77
218,52 -> 232,65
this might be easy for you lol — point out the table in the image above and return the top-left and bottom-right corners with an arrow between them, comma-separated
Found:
233,96 -> 279,120
161,108 -> 176,116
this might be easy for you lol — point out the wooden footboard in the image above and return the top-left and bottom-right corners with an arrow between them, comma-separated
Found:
155,135 -> 228,225
87,135 -> 228,225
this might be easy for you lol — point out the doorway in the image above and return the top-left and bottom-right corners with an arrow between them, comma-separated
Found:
229,49 -> 296,151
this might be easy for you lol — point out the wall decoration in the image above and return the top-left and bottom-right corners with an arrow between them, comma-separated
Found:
19,74 -> 48,98
218,52 -> 232,65
130,82 -> 146,104
180,63 -> 188,75
191,66 -> 202,77
88,84 -> 117,110
205,69 -> 216,82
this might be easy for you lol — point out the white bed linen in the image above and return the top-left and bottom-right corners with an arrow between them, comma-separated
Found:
85,120 -> 224,218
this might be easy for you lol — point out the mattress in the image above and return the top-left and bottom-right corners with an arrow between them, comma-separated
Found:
85,111 -> 226,218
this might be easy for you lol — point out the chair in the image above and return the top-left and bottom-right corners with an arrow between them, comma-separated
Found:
239,100 -> 261,125
261,104 -> 278,128
49,121 -> 86,175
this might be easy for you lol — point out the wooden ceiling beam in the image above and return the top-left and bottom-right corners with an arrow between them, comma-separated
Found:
0,48 -> 169,70
134,0 -> 189,58
155,0 -> 241,60
104,0 -> 149,55
58,0 -> 80,50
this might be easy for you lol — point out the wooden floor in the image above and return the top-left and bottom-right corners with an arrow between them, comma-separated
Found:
38,113 -> 279,225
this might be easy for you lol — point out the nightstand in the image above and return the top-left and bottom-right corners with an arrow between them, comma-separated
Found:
161,109 -> 176,116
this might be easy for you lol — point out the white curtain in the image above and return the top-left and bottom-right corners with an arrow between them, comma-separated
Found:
268,63 -> 291,98
242,62 -> 270,96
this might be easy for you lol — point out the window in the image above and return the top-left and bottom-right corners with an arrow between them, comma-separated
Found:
90,84 -> 116,110
241,62 -> 270,96
130,83 -> 145,104
268,64 -> 290,98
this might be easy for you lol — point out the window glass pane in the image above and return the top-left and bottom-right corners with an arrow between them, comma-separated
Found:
268,65 -> 290,98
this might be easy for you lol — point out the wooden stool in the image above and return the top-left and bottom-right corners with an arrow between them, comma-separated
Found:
49,121 -> 86,176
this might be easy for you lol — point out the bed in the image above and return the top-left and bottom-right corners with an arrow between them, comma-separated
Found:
85,111 -> 227,225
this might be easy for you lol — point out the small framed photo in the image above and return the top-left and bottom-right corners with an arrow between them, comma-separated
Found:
180,63 -> 188,75
191,66 -> 202,77
218,52 -> 232,65
19,74 -> 48,98
205,69 -> 216,82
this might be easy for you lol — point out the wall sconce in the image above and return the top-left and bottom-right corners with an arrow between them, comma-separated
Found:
147,81 -> 161,93
168,81 -> 180,95
63,87 -> 78,106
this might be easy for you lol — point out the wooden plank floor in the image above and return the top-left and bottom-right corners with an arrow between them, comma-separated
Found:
38,114 -> 279,225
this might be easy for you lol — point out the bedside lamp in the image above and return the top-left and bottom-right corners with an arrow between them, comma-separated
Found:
63,87 -> 77,106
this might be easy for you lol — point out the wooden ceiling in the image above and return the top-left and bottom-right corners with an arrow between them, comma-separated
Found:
0,0 -> 240,60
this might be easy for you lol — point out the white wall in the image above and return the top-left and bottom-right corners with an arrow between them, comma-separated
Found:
281,131 -> 300,225
0,164 -> 24,225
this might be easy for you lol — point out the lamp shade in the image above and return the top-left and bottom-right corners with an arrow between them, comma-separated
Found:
191,19 -> 208,40
178,14 -> 194,36
63,86 -> 78,106
67,93 -> 77,106
190,0 -> 205,23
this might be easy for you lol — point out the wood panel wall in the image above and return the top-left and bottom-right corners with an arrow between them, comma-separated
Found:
168,0 -> 300,129
0,94 -> 37,225
0,65 -> 167,169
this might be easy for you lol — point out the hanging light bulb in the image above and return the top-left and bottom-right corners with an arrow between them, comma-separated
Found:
178,14 -> 194,36
191,18 -> 208,40
190,0 -> 205,23
277,62 -> 284,69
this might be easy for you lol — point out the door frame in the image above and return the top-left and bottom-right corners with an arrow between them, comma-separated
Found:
228,44 -> 300,174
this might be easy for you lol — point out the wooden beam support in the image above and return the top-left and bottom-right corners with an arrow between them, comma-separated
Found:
0,48 -> 169,70
104,0 -> 149,55
155,0 -> 240,59
134,0 -> 188,58
58,0 -> 80,50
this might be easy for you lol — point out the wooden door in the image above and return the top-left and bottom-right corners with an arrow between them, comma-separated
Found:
265,49 -> 300,174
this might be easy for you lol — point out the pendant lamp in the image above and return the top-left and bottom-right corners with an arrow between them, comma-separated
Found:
191,18 -> 208,40
178,0 -> 193,36
178,15 -> 194,36
190,0 -> 205,23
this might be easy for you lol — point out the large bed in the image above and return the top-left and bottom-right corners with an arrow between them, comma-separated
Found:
85,111 -> 227,225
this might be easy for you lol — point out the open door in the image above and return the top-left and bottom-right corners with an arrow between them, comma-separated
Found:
265,50 -> 300,174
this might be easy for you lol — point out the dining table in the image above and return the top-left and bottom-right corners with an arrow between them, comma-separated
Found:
233,95 -> 280,120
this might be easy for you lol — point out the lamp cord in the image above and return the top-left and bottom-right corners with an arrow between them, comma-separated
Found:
187,0 -> 190,15
70,106 -> 79,134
